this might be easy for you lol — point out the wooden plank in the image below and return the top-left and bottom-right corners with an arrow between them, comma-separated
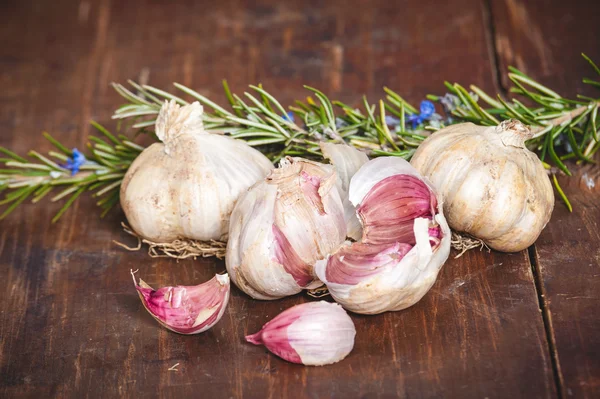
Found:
491,0 -> 600,397
0,0 -> 557,397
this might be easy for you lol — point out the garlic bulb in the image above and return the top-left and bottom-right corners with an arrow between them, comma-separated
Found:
132,272 -> 230,334
320,142 -> 369,240
120,100 -> 273,242
410,120 -> 554,252
246,301 -> 356,366
315,157 -> 451,315
226,157 -> 346,300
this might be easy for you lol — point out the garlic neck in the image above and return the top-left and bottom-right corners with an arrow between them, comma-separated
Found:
496,119 -> 533,148
155,100 -> 205,152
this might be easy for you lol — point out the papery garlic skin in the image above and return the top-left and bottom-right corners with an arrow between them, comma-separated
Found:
133,272 -> 230,335
120,100 -> 273,243
226,157 -> 346,300
410,120 -> 554,252
315,157 -> 451,315
246,301 -> 356,366
320,143 -> 369,241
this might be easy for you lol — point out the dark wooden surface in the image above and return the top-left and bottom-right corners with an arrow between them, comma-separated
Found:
0,0 -> 598,398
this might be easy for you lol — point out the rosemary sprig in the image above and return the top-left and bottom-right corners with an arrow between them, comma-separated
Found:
112,80 -> 430,161
2,54 -> 598,220
0,123 -> 142,222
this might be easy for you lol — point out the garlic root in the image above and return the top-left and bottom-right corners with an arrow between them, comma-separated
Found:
115,222 -> 226,259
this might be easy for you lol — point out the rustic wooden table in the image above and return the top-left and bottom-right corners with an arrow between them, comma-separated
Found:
1,0 -> 599,398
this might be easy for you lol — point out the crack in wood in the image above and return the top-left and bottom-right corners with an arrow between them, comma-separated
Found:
528,245 -> 565,399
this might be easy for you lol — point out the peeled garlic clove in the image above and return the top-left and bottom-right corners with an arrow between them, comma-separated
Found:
320,142 -> 369,241
246,301 -> 356,366
132,272 -> 230,334
121,100 -> 273,243
315,157 -> 451,315
410,120 -> 554,252
226,157 -> 346,300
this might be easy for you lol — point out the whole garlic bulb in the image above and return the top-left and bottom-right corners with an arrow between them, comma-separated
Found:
120,100 -> 273,242
410,120 -> 554,252
226,157 -> 346,300
315,157 -> 451,315
246,301 -> 356,366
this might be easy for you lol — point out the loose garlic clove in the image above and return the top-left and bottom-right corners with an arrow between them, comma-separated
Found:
132,271 -> 230,334
320,142 -> 369,241
226,157 -> 347,300
246,301 -> 356,366
315,157 -> 451,315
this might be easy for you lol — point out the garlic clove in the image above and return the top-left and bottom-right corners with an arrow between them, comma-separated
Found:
246,301 -> 356,366
315,157 -> 451,315
132,271 -> 230,334
226,157 -> 346,300
320,143 -> 369,240
357,173 -> 438,245
271,157 -> 346,262
315,216 -> 451,315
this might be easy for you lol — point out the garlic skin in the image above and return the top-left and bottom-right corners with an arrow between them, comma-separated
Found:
320,142 -> 369,241
226,157 -> 346,300
120,100 -> 273,243
410,120 -> 554,252
315,157 -> 451,315
246,301 -> 356,366
132,272 -> 230,335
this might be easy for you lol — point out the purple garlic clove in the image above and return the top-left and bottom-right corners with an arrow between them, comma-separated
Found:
132,271 -> 230,335
246,301 -> 356,366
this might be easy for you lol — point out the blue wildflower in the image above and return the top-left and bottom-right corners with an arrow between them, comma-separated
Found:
282,111 -> 295,123
407,100 -> 436,129
439,93 -> 461,113
384,115 -> 400,127
64,148 -> 86,175
335,117 -> 347,129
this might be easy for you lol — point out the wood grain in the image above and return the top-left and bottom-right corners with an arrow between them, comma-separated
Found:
0,0 -> 583,397
492,0 -> 600,397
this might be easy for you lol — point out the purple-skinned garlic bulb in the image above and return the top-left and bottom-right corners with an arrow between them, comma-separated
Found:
315,157 -> 451,315
132,271 -> 230,334
226,157 -> 346,300
246,301 -> 356,366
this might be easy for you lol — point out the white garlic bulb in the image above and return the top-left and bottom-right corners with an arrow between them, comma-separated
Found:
320,142 -> 369,241
226,157 -> 347,300
315,157 -> 451,315
410,120 -> 554,252
120,100 -> 273,242
246,301 -> 356,366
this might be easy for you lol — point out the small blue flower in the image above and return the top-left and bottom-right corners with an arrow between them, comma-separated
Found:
384,115 -> 400,127
407,100 -> 436,129
64,148 -> 86,175
335,117 -> 347,129
282,111 -> 295,123
439,93 -> 461,113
